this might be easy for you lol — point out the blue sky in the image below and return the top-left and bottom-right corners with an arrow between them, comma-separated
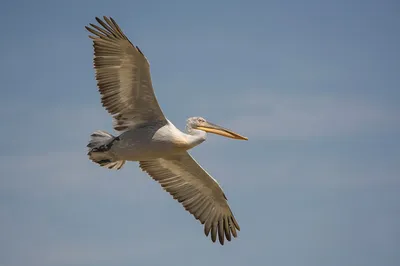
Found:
1,0 -> 399,265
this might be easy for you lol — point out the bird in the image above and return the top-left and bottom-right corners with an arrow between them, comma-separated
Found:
85,16 -> 248,245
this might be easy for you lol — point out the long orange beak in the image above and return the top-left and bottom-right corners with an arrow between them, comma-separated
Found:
197,122 -> 248,140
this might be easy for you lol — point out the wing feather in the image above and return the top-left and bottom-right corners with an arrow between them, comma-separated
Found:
86,16 -> 166,131
139,152 -> 240,245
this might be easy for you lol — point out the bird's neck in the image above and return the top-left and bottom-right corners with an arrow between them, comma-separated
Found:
185,127 -> 206,149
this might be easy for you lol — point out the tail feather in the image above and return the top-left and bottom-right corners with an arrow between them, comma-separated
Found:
87,130 -> 126,170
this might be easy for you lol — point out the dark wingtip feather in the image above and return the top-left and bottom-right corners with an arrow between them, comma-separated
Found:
84,26 -> 93,34
95,16 -> 103,24
94,16 -> 114,35
231,216 -> 240,231
218,220 -> 225,245
85,26 -> 102,38
204,225 -> 210,236
211,225 -> 217,243
224,218 -> 232,241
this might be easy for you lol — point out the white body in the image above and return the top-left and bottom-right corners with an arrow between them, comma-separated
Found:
112,120 -> 206,161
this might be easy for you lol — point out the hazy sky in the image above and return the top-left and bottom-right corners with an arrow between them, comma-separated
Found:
1,1 -> 399,266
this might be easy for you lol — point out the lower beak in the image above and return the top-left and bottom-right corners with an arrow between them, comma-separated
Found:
197,122 -> 248,140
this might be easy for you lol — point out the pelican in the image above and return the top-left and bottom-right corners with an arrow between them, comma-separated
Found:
85,16 -> 248,245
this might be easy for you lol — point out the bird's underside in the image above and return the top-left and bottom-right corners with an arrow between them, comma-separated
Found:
85,16 -> 242,245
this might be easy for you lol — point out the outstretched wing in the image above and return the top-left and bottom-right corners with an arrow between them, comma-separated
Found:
86,16 -> 166,131
139,152 -> 240,245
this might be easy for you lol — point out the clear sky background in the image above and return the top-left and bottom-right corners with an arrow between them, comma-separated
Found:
1,0 -> 399,265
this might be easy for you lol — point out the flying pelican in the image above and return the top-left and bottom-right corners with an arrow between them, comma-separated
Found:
85,16 -> 248,245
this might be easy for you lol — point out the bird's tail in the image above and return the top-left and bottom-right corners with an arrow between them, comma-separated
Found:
87,130 -> 125,170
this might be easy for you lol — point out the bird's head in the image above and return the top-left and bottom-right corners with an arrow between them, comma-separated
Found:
187,117 -> 248,140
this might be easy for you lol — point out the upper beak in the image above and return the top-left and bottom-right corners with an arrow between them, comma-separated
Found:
196,121 -> 248,140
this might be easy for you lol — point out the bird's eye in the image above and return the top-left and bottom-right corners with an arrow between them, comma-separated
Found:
198,118 -> 205,123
